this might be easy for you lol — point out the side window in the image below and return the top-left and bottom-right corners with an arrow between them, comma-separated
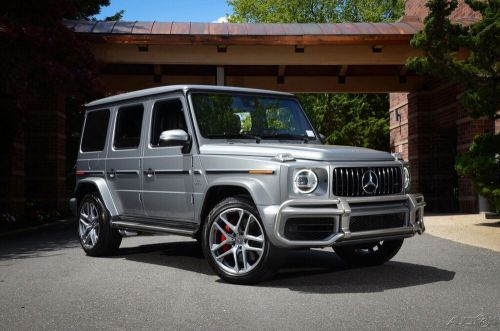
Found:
150,99 -> 187,147
114,104 -> 144,149
81,109 -> 110,152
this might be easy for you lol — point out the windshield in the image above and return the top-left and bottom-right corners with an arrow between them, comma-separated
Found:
190,93 -> 317,142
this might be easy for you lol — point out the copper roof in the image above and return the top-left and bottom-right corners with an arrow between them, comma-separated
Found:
64,19 -> 423,45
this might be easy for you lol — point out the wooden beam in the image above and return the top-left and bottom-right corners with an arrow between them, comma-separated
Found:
80,34 -> 413,46
90,44 -> 421,66
216,66 -> 225,86
99,74 -> 424,93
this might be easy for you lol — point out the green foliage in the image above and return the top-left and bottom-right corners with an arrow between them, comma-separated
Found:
105,9 -> 125,21
298,94 -> 390,150
455,134 -> 500,214
228,0 -> 404,151
407,0 -> 500,120
228,0 -> 405,23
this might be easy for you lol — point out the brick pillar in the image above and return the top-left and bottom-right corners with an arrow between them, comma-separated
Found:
456,109 -> 495,213
389,93 -> 409,160
0,103 -> 26,220
391,82 -> 495,213
25,94 -> 67,212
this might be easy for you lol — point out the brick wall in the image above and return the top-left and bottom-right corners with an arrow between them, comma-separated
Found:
24,95 -> 67,212
390,81 -> 495,213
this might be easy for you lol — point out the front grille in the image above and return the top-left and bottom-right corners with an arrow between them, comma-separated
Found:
349,213 -> 406,232
284,218 -> 335,241
332,167 -> 402,196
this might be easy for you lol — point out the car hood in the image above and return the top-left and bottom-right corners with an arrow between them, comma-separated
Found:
199,143 -> 395,162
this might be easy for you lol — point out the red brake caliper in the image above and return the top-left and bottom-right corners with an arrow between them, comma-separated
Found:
220,224 -> 232,253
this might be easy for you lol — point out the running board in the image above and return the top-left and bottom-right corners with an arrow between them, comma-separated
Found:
111,218 -> 197,236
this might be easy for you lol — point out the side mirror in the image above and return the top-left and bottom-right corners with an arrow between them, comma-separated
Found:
319,133 -> 326,142
159,129 -> 190,147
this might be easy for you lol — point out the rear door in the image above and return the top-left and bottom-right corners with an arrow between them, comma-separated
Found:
142,95 -> 195,221
106,103 -> 145,216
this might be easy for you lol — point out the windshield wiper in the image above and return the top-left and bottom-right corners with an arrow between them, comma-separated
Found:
261,133 -> 310,143
206,133 -> 261,143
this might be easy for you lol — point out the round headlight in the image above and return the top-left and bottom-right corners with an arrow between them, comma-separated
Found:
403,166 -> 411,190
294,169 -> 318,194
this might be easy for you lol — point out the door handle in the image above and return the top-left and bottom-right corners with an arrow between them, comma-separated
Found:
107,169 -> 116,179
144,168 -> 155,178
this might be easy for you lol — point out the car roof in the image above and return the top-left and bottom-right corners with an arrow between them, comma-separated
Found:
85,85 -> 294,108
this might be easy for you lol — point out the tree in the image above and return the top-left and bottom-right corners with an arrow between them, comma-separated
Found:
407,0 -> 499,212
0,1 -> 111,223
407,0 -> 499,119
228,0 -> 405,150
228,0 -> 405,23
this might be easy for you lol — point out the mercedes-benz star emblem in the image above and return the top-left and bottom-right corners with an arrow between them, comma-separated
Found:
362,170 -> 379,194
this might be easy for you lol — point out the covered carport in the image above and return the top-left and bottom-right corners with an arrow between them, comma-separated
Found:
15,1 -> 492,217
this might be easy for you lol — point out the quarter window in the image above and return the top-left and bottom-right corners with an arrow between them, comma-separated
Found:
114,104 -> 144,149
81,109 -> 110,152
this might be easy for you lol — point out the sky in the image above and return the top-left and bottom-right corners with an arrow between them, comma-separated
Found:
94,0 -> 233,22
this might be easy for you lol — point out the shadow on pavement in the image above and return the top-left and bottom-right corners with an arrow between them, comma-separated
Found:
116,241 -> 213,275
476,221 -> 500,228
0,220 -> 80,260
113,240 -> 456,293
260,249 -> 456,293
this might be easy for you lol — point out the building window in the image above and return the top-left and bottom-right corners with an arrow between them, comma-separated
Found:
81,109 -> 110,152
114,104 -> 144,149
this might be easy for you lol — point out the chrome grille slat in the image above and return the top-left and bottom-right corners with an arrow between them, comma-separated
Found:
332,166 -> 403,197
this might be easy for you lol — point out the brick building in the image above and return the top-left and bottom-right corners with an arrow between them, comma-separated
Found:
389,0 -> 497,213
1,0 -> 497,220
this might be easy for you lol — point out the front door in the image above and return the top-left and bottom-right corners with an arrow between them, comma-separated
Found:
142,96 -> 195,221
106,103 -> 145,216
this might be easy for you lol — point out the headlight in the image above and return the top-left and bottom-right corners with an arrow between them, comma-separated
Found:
403,165 -> 411,192
294,169 -> 318,194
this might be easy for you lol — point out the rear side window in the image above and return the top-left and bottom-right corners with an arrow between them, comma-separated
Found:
81,109 -> 110,152
114,104 -> 144,149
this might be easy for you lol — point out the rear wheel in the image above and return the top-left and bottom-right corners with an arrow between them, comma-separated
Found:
333,239 -> 404,266
78,193 -> 122,256
202,197 -> 285,284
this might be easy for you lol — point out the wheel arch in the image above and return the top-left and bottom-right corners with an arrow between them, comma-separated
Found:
195,184 -> 256,239
75,178 -> 119,217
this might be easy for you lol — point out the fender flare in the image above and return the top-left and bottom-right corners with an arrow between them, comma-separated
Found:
75,177 -> 119,217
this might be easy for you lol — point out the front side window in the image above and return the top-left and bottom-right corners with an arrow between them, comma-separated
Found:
114,104 -> 144,149
190,93 -> 316,141
150,99 -> 187,147
81,109 -> 110,152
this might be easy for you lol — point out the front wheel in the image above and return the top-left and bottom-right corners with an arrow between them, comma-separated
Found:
333,239 -> 404,266
202,197 -> 285,284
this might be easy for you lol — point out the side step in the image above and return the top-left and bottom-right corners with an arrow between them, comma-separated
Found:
111,217 -> 197,236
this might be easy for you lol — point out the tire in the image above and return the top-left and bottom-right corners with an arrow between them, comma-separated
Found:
77,193 -> 122,256
202,197 -> 286,284
333,239 -> 404,267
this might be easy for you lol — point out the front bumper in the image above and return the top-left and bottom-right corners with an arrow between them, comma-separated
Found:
258,194 -> 425,248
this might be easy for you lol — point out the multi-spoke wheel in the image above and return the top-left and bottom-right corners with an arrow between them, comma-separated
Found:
77,193 -> 122,256
202,197 -> 285,284
79,201 -> 100,250
333,239 -> 404,266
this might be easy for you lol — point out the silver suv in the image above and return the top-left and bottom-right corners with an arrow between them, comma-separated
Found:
70,85 -> 425,284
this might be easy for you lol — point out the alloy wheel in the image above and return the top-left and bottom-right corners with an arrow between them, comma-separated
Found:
78,201 -> 100,249
209,208 -> 265,275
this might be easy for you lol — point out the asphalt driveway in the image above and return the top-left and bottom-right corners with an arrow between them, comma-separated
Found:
1,219 -> 499,330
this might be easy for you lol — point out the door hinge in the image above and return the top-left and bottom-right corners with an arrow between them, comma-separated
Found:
191,194 -> 194,205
